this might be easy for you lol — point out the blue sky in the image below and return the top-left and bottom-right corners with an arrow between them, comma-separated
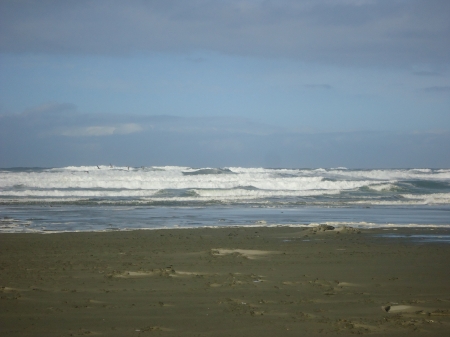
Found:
1,0 -> 449,168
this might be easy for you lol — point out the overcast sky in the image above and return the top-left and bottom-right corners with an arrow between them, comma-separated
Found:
1,0 -> 449,168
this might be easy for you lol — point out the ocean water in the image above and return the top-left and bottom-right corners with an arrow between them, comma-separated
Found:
0,166 -> 449,233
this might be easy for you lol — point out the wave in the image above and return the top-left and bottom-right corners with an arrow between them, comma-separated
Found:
0,171 -> 384,191
182,168 -> 235,175
400,193 -> 450,204
366,183 -> 402,192
1,166 -> 449,206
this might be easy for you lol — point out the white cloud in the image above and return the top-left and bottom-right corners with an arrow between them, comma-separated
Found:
115,123 -> 144,135
60,123 -> 143,137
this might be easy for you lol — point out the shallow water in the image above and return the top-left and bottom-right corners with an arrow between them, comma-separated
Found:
374,233 -> 450,244
1,205 -> 449,233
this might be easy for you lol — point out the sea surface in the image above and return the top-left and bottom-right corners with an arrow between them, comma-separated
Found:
0,166 -> 449,233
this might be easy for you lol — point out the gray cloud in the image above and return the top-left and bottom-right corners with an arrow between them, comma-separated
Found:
22,102 -> 77,116
1,0 -> 449,67
1,103 -> 281,138
304,84 -> 333,90
413,70 -> 442,76
423,86 -> 450,93
412,64 -> 444,76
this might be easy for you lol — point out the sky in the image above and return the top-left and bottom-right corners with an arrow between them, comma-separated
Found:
0,0 -> 449,168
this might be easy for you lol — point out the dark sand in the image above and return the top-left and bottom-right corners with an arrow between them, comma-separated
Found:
1,226 -> 450,336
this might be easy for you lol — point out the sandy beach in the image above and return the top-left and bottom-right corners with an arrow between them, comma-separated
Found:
1,226 -> 450,336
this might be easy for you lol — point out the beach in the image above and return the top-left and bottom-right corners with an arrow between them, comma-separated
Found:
1,226 -> 449,336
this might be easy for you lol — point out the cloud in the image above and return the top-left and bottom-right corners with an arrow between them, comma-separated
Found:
413,70 -> 442,76
3,103 -> 276,137
304,84 -> 333,90
1,104 -> 450,167
200,138 -> 244,152
412,64 -> 446,76
423,86 -> 450,93
60,123 -> 143,137
1,0 -> 449,67
151,116 -> 282,136
21,102 -> 77,116
116,123 -> 144,135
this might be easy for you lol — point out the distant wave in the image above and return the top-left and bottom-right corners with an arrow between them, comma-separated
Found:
0,166 -> 449,206
182,168 -> 235,175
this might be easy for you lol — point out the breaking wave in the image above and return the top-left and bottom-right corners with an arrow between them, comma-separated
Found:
0,166 -> 449,206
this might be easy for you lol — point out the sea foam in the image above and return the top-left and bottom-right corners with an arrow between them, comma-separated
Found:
0,166 -> 449,206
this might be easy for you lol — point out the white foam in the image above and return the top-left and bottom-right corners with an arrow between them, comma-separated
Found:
367,183 -> 399,192
0,189 -> 160,198
193,188 -> 341,199
0,169 -> 382,191
400,193 -> 450,205
303,221 -> 445,229
1,166 -> 449,206
0,219 -> 446,234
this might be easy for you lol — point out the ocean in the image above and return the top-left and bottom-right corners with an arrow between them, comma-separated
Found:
1,166 -> 449,233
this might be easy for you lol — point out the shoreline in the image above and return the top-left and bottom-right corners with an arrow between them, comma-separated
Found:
2,222 -> 450,235
1,226 -> 450,336
2,204 -> 450,234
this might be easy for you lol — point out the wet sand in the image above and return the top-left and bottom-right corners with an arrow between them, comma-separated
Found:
1,226 -> 450,336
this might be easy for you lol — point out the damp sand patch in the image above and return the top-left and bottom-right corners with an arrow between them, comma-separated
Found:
382,305 -> 450,316
210,249 -> 278,259
111,269 -> 208,278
